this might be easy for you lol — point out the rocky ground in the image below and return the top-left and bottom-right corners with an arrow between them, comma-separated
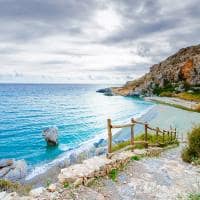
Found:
1,145 -> 199,200
60,145 -> 199,200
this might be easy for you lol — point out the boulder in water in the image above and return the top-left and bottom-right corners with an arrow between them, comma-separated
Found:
42,127 -> 59,146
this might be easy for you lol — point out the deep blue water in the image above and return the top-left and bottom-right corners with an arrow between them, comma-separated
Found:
0,84 -> 154,166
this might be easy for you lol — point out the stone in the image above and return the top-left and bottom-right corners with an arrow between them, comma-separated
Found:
94,139 -> 106,148
29,187 -> 45,197
42,127 -> 58,145
74,178 -> 83,187
4,160 -> 27,181
95,147 -> 106,156
0,159 -> 13,168
0,166 -> 11,177
47,184 -> 56,192
96,88 -> 113,96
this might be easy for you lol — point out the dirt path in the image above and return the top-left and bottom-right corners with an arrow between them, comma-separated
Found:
60,145 -> 200,200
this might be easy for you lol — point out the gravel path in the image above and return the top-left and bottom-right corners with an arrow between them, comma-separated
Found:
60,145 -> 200,200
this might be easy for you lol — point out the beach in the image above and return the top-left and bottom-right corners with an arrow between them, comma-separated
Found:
26,101 -> 200,186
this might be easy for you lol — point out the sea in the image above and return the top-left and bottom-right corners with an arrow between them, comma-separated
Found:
0,84 -> 154,178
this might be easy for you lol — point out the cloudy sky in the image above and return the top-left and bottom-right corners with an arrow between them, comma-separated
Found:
0,0 -> 199,83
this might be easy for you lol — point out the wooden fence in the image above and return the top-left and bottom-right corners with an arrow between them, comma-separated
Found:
107,118 -> 177,158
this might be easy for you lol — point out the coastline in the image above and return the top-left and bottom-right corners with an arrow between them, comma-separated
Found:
145,96 -> 199,112
25,104 -> 156,186
25,100 -> 200,187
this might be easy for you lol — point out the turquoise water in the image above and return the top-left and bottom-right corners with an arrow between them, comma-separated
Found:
0,84 -> 154,167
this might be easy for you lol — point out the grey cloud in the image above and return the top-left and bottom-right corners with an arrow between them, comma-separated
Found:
0,0 -> 102,42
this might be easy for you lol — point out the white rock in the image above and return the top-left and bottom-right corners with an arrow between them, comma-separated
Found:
4,160 -> 27,181
29,187 -> 45,197
47,184 -> 56,192
42,127 -> 58,145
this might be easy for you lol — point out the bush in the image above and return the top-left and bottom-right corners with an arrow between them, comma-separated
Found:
0,179 -> 31,195
108,169 -> 118,181
160,91 -> 174,97
188,193 -> 200,200
182,125 -> 200,164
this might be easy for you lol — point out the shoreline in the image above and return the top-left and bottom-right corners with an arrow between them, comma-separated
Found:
145,96 -> 199,112
25,100 -> 200,187
3,97 -> 200,187
25,104 -> 157,186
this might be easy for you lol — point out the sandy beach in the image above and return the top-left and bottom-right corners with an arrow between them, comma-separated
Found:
145,96 -> 199,110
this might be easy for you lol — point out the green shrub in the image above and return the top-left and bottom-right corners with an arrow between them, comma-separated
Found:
63,182 -> 69,188
182,125 -> 200,164
188,193 -> 200,200
108,169 -> 118,181
153,83 -> 176,95
160,91 -> 174,97
131,155 -> 140,161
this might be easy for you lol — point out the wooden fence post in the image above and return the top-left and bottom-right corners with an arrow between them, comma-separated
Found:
174,128 -> 177,140
156,127 -> 159,145
107,119 -> 112,155
144,123 -> 148,142
170,130 -> 173,141
131,118 -> 135,151
163,130 -> 165,143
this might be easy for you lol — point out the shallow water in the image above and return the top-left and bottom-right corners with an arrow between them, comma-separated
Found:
0,84 -> 154,167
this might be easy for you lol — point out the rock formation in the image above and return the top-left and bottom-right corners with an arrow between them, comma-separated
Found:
110,44 -> 200,96
42,127 -> 59,145
0,159 -> 27,181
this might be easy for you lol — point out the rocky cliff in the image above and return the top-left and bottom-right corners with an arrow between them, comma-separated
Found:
112,44 -> 200,96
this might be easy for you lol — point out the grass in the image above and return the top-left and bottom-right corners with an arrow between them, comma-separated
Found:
182,125 -> 200,165
131,155 -> 140,161
175,92 -> 200,103
63,182 -> 69,188
108,168 -> 118,181
0,179 -> 32,195
112,133 -> 179,152
188,193 -> 200,200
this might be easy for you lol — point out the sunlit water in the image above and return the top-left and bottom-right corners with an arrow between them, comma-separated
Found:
0,84 -> 154,168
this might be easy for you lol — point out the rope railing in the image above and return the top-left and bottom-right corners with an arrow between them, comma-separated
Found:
107,118 -> 177,158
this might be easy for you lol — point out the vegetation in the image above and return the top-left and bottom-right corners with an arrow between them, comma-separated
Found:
175,92 -> 200,102
0,179 -> 32,195
152,81 -> 200,104
63,182 -> 69,188
182,125 -> 200,165
188,193 -> 200,200
160,91 -> 174,97
153,83 -> 176,96
112,133 -> 179,152
131,155 -> 140,161
108,168 -> 118,181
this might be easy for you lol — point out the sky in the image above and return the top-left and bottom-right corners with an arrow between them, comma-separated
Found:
0,0 -> 199,84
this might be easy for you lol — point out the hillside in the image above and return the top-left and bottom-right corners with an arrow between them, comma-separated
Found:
111,44 -> 200,97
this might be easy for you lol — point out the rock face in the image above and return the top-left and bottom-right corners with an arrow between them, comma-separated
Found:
43,127 -> 59,145
112,44 -> 200,96
96,88 -> 113,96
0,159 -> 27,181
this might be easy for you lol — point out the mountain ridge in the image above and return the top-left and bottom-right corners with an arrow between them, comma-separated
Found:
111,44 -> 200,96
